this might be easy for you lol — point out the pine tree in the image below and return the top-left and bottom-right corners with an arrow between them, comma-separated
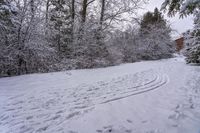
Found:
140,11 -> 154,30
162,0 -> 200,64
49,0 -> 73,56
161,0 -> 200,17
186,10 -> 200,63
140,8 -> 167,33
139,8 -> 174,60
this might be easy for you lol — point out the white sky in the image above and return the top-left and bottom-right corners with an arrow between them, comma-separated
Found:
139,0 -> 194,37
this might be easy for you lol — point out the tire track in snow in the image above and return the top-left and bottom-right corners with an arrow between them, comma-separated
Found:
0,69 -> 169,133
101,74 -> 169,104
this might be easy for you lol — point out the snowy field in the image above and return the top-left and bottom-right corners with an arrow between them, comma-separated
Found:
0,56 -> 200,133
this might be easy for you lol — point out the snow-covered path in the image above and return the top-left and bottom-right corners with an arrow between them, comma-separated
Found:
0,57 -> 200,133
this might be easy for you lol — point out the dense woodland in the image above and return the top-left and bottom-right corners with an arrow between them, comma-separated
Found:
0,0 -> 199,77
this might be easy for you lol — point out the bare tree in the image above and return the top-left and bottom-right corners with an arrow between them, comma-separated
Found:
100,0 -> 105,27
70,0 -> 75,42
81,0 -> 87,23
45,0 -> 50,25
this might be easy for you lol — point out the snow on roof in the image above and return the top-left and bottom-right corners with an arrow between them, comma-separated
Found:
173,35 -> 183,40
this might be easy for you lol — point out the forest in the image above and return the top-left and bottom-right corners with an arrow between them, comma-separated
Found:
0,0 -> 199,77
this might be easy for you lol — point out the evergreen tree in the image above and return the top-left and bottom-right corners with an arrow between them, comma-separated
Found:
185,10 -> 200,63
139,8 -> 174,60
140,8 -> 166,33
140,11 -> 154,30
161,0 -> 200,17
153,8 -> 163,22
162,0 -> 200,64
49,0 -> 73,56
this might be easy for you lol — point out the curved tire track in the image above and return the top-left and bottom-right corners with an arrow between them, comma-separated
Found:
101,74 -> 169,104
0,69 -> 169,133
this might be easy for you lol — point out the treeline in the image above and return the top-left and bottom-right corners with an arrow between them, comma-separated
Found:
0,0 -> 174,77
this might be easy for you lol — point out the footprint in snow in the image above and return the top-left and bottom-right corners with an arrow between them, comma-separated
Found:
127,119 -> 133,123
97,125 -> 132,133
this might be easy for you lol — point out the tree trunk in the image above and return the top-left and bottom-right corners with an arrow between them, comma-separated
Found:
78,0 -> 88,45
71,0 -> 75,41
58,26 -> 61,52
81,0 -> 88,24
100,0 -> 105,26
71,0 -> 75,21
45,0 -> 50,25
30,0 -> 35,20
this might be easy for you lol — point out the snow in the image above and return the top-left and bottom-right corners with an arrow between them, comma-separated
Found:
1,56 -> 200,133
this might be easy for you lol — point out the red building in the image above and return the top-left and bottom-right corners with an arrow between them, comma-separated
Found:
175,37 -> 184,52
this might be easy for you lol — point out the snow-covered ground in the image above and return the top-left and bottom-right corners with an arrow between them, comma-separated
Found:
0,56 -> 200,133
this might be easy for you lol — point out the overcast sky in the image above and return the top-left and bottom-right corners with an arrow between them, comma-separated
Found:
140,0 -> 194,37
